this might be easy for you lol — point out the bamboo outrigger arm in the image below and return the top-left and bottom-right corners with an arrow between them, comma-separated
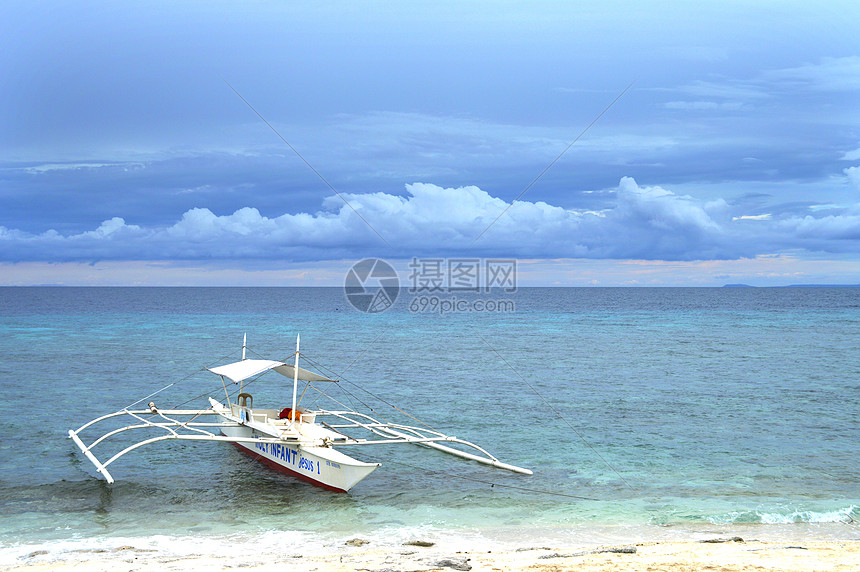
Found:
69,405 -> 532,483
69,336 -> 532,490
312,409 -> 533,475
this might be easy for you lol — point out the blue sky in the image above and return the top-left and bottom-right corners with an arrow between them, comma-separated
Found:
2,1 -> 859,285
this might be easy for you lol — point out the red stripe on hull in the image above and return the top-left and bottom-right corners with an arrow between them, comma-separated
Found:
230,442 -> 348,493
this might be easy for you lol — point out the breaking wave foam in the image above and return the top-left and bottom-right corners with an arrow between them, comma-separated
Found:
0,526 -> 513,568
708,505 -> 858,525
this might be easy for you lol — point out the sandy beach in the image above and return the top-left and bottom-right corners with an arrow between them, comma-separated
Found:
5,534 -> 858,572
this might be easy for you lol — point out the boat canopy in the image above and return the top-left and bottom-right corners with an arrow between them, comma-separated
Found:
208,359 -> 336,383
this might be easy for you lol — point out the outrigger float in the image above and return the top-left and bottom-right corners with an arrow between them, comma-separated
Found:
69,335 -> 532,492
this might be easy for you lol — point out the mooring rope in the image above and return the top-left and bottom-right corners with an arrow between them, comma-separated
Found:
300,353 -> 442,433
122,351 -> 236,410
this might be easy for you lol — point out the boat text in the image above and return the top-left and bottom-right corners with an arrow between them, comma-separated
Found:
253,440 -> 321,475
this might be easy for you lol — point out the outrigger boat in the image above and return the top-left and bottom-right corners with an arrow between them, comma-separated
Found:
69,335 -> 532,492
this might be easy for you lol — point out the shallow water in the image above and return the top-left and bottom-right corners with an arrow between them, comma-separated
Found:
1,287 -> 857,553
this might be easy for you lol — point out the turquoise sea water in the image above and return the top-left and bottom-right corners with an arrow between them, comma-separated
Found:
0,287 -> 857,557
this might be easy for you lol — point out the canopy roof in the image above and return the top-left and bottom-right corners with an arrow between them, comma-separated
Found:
273,363 -> 336,383
208,359 -> 336,383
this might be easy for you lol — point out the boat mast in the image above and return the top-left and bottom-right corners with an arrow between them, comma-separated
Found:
290,334 -> 300,422
239,333 -> 247,395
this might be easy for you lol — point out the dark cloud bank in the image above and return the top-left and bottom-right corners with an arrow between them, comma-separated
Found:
2,177 -> 858,263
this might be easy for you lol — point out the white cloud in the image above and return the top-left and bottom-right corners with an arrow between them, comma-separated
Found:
840,148 -> 860,162
808,204 -> 844,212
575,177 -> 731,259
665,101 -> 745,111
665,57 -> 860,121
2,177 -> 860,263
83,217 -> 139,238
776,214 -> 860,241
23,162 -> 145,174
764,56 -> 860,92
845,166 -> 860,189
316,111 -> 680,176
733,214 -> 772,221
677,79 -> 768,100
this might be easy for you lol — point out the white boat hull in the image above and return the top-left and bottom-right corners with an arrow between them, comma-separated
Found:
68,339 -> 531,491
218,416 -> 379,493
